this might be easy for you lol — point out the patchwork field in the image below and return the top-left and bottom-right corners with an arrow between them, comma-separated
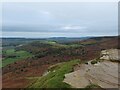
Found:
2,49 -> 32,67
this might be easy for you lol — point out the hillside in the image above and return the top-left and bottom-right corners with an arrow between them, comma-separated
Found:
2,36 -> 119,88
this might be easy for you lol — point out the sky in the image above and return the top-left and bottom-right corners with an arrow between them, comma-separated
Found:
1,2 -> 118,38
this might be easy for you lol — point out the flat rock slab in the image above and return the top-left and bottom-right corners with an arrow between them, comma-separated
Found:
63,60 -> 119,88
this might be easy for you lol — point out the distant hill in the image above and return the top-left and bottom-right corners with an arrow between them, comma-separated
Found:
2,36 -> 119,88
2,37 -> 89,49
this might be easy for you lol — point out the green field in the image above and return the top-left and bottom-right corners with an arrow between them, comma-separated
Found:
2,49 -> 32,67
29,59 -> 80,88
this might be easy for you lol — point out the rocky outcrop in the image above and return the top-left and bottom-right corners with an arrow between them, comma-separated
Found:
100,49 -> 120,61
63,49 -> 120,88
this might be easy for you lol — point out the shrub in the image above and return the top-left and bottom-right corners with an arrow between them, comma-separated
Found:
85,62 -> 88,65
91,60 -> 98,64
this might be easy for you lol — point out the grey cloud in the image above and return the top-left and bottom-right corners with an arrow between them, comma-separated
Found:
2,25 -> 87,33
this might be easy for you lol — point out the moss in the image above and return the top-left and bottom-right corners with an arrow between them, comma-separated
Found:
85,84 -> 101,89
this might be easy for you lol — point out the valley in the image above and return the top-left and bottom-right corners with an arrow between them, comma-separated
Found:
2,36 -> 119,89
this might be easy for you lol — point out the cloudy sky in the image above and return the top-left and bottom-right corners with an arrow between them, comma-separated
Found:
2,2 -> 118,38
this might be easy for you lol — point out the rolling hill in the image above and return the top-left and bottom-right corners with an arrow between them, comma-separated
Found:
2,36 -> 119,88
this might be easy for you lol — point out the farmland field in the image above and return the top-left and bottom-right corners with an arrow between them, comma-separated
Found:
2,49 -> 32,67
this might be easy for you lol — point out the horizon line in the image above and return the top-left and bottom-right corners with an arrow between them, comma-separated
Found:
1,35 -> 118,39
